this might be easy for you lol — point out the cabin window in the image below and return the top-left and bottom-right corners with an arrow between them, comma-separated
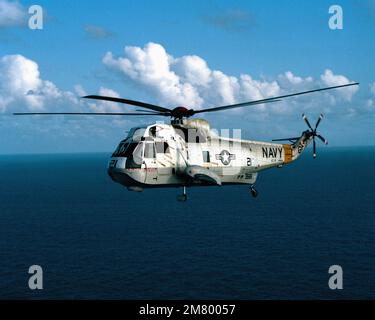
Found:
156,142 -> 170,154
164,143 -> 170,153
149,126 -> 157,137
144,142 -> 156,158
202,151 -> 210,163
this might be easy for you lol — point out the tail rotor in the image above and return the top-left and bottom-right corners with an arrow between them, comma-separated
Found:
302,113 -> 328,159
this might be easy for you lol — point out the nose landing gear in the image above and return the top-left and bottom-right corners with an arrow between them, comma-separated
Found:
177,186 -> 188,202
250,185 -> 258,198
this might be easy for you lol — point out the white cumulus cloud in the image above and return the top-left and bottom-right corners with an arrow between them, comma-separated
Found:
278,71 -> 313,88
0,54 -> 77,112
321,69 -> 358,101
103,43 -> 203,108
0,54 -> 125,115
0,45 -> 361,123
0,0 -> 26,27
87,87 -> 123,113
102,42 -> 358,116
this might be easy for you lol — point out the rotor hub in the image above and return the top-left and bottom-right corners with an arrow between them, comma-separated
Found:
170,106 -> 194,118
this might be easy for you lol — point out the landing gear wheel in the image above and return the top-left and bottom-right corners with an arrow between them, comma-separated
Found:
250,185 -> 258,198
177,186 -> 188,202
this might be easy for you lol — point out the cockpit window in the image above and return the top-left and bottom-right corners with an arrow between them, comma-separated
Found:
112,142 -> 139,157
127,127 -> 146,140
132,143 -> 143,164
112,141 -> 128,157
124,143 -> 143,169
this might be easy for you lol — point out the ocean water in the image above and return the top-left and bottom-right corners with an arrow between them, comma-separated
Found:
0,147 -> 374,299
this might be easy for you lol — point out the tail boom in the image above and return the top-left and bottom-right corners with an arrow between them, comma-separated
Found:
283,131 -> 313,163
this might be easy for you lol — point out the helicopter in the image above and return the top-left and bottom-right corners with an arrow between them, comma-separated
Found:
14,82 -> 359,201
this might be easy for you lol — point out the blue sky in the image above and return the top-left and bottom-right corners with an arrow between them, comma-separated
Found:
0,0 -> 374,154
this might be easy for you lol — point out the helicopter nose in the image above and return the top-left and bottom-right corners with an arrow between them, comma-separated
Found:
108,157 -> 126,170
107,157 -> 127,182
107,157 -> 145,188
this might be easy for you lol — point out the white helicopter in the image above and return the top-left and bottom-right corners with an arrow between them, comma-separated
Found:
15,82 -> 358,201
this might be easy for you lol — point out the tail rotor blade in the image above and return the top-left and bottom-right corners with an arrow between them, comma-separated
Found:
315,114 -> 324,130
313,138 -> 317,159
302,114 -> 314,131
317,134 -> 328,145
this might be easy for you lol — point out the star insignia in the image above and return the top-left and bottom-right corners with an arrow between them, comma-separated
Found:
216,150 -> 235,165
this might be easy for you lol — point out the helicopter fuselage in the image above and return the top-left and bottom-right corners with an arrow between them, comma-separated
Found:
107,119 -> 312,192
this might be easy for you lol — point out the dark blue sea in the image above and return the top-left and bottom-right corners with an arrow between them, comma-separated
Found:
0,147 -> 374,299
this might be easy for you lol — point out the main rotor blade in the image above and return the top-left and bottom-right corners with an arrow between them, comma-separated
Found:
317,134 -> 328,145
13,112 -> 168,116
193,99 -> 282,114
193,82 -> 359,114
135,109 -> 163,113
83,95 -> 171,113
